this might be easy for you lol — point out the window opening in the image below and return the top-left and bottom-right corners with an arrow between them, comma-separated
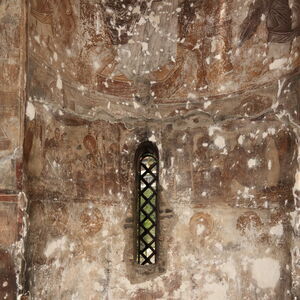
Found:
136,144 -> 158,265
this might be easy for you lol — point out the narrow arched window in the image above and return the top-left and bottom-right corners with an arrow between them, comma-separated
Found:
136,142 -> 159,265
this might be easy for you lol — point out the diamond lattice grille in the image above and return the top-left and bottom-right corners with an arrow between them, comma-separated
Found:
137,154 -> 158,265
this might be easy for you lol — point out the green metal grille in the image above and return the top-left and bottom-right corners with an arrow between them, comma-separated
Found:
137,154 -> 158,265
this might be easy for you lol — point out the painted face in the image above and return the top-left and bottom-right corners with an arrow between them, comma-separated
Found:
54,128 -> 60,140
100,0 -> 147,45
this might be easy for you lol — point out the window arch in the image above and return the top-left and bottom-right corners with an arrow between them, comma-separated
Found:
135,142 -> 159,265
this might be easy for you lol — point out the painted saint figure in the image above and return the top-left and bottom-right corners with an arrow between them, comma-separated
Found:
31,0 -> 75,46
178,0 -> 233,87
240,0 -> 300,44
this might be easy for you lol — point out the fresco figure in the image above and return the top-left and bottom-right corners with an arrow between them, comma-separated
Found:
31,0 -> 75,46
178,0 -> 233,88
240,0 -> 300,44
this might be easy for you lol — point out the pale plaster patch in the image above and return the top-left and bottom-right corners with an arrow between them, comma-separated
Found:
215,242 -> 223,251
222,260 -> 237,281
251,258 -> 280,289
247,158 -> 257,168
140,42 -> 148,53
188,93 -> 197,100
53,52 -> 58,62
56,74 -> 63,90
238,135 -> 245,145
149,134 -> 156,143
214,136 -> 226,149
33,35 -> 40,44
60,259 -> 106,299
211,37 -> 218,52
133,101 -> 141,109
269,58 -> 288,70
26,102 -> 35,121
204,100 -> 211,109
204,282 -> 228,300
240,187 -> 254,200
270,223 -> 283,237
176,206 -> 193,224
208,126 -> 221,136
268,160 -> 272,170
93,61 -> 100,70
268,128 -> 276,135
196,224 -> 206,236
44,236 -> 68,258
294,171 -> 300,191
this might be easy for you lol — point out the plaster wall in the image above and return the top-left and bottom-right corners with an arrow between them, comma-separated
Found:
13,0 -> 300,299
0,0 -> 27,299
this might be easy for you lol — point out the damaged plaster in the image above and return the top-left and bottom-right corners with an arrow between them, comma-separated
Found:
0,0 -> 300,299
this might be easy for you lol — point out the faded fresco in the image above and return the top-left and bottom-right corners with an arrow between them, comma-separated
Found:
23,0 -> 300,299
0,0 -> 24,191
0,0 -> 299,299
0,1 -> 26,299
28,0 -> 300,104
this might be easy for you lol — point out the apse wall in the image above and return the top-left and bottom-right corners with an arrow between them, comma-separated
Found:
0,0 -> 27,299
24,0 -> 300,299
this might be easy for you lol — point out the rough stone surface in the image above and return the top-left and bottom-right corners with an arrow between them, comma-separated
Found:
0,0 -> 300,299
